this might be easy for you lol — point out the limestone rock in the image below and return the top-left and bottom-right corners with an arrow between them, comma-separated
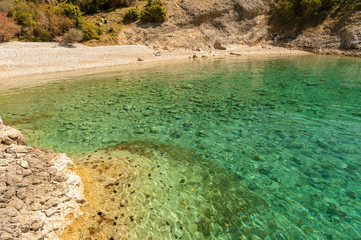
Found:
0,124 -> 26,146
0,125 -> 85,240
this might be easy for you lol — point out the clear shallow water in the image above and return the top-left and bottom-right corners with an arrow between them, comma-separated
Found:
1,56 -> 361,239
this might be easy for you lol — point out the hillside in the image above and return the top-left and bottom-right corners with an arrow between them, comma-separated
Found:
0,0 -> 360,54
118,0 -> 268,50
117,0 -> 361,53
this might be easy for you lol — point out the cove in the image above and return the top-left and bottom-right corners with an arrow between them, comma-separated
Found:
1,55 -> 361,239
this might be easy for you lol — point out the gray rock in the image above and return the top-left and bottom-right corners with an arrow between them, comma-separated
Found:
0,125 -> 85,239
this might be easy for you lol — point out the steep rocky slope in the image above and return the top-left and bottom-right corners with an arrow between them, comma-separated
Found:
117,0 -> 361,54
276,9 -> 361,54
118,0 -> 269,50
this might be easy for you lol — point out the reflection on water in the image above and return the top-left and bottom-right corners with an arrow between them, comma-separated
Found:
1,56 -> 361,239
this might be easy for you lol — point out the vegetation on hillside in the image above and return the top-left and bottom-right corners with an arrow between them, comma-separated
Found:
123,8 -> 140,23
0,0 -> 104,42
140,0 -> 167,22
275,0 -> 360,28
0,0 -> 166,42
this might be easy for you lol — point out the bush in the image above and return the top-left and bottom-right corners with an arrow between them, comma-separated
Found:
123,8 -> 140,22
62,28 -> 83,43
59,2 -> 83,27
0,12 -> 20,41
82,21 -> 103,40
40,4 -> 75,37
4,0 -> 84,41
10,1 -> 37,29
140,4 -> 166,22
300,0 -> 322,17
275,0 -> 346,26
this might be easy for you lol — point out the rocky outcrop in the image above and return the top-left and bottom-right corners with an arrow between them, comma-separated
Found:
0,120 -> 85,240
118,0 -> 269,50
117,0 -> 361,54
276,10 -> 361,55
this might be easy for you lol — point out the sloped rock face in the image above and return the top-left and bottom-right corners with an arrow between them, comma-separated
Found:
118,0 -> 361,54
0,122 -> 85,240
282,10 -> 361,54
118,0 -> 268,50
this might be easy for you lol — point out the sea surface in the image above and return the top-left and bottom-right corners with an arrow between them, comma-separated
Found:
1,55 -> 361,239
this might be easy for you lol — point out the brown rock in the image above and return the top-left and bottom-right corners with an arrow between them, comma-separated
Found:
214,41 -> 226,50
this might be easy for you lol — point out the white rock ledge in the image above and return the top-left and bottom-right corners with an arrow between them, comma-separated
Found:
0,122 -> 85,240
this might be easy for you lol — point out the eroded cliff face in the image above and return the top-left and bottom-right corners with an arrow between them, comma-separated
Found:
277,10 -> 361,55
118,0 -> 361,54
118,0 -> 269,50
0,122 -> 85,240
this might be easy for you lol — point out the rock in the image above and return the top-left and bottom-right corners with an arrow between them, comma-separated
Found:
150,126 -> 164,133
0,125 -> 26,145
0,125 -> 86,239
124,105 -> 133,110
154,51 -> 161,56
137,57 -> 144,61
342,27 -> 361,49
96,22 -> 102,27
214,41 -> 226,50
19,160 -> 29,169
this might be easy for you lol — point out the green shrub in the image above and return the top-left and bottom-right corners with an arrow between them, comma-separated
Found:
146,0 -> 163,7
82,21 -> 103,40
275,0 -> 346,26
140,4 -> 166,22
300,0 -> 322,16
123,8 -> 140,22
10,1 -> 37,28
58,2 -> 83,27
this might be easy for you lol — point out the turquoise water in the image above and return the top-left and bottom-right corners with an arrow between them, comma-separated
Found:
1,56 -> 361,239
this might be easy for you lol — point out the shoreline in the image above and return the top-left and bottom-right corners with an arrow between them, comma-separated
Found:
0,42 -> 310,87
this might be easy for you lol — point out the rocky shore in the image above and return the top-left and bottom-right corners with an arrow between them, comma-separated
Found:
0,119 -> 85,240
